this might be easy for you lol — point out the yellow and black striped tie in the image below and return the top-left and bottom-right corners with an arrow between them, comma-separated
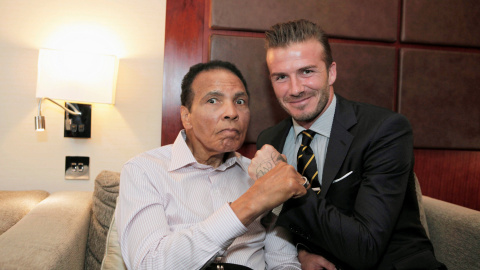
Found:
297,130 -> 320,189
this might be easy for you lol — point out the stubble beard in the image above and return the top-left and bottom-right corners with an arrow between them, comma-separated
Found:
280,90 -> 329,124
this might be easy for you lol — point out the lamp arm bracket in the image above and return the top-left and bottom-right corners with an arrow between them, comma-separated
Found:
37,97 -> 82,116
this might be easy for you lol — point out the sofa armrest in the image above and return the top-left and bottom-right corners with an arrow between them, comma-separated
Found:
0,191 -> 93,270
423,196 -> 480,270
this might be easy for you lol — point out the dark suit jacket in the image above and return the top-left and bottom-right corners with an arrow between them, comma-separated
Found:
257,95 -> 443,270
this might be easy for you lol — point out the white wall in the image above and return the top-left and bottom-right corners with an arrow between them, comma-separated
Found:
0,0 -> 166,192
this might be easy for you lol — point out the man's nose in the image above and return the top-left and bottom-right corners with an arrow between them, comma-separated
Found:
223,102 -> 239,120
290,76 -> 303,96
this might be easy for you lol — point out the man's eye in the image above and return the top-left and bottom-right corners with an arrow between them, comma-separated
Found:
303,69 -> 313,74
207,98 -> 218,104
275,75 -> 287,81
236,99 -> 246,105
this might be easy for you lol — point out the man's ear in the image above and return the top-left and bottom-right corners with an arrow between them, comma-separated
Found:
180,106 -> 192,129
328,62 -> 337,86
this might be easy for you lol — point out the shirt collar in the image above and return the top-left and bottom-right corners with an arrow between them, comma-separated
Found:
169,130 -> 248,173
292,94 -> 337,139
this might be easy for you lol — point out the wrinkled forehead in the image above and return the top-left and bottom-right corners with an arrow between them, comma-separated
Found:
191,69 -> 247,98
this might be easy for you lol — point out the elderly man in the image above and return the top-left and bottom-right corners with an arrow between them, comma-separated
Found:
115,60 -> 306,270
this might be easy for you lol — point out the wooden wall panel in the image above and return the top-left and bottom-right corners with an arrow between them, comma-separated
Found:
402,0 -> 480,47
399,49 -> 480,150
211,0 -> 398,42
332,43 -> 396,110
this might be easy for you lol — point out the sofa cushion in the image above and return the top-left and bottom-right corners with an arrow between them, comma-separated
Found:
101,214 -> 127,270
423,196 -> 480,270
0,190 -> 49,235
0,191 -> 92,270
85,170 -> 120,270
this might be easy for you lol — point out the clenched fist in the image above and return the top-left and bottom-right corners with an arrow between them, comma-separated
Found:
248,144 -> 287,180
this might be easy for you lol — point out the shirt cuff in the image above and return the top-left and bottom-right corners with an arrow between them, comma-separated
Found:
200,203 -> 248,249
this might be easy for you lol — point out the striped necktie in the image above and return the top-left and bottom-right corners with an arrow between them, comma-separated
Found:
297,129 -> 320,189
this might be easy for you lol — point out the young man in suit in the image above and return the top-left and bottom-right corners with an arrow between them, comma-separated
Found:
251,19 -> 445,270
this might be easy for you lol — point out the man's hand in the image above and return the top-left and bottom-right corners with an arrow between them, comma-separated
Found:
248,144 -> 287,180
298,249 -> 336,270
231,159 -> 307,226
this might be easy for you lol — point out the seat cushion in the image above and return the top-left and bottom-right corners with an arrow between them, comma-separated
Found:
0,190 -> 49,235
101,214 -> 127,270
0,191 -> 92,270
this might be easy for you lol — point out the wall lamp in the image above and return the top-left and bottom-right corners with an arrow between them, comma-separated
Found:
35,97 -> 82,131
35,49 -> 117,137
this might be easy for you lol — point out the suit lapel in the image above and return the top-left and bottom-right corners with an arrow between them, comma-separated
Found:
320,96 -> 356,197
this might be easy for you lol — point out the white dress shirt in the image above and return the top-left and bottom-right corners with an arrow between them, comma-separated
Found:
116,130 -> 301,270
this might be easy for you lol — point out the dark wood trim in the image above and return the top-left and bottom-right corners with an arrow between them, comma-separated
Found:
414,149 -> 480,210
162,0 -> 206,146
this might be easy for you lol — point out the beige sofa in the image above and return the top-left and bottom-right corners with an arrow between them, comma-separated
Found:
0,171 -> 479,270
0,171 -> 119,270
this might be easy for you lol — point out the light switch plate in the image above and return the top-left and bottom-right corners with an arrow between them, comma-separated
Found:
65,156 -> 90,180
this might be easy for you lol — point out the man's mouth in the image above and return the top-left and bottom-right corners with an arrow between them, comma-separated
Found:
219,128 -> 240,135
286,95 -> 312,107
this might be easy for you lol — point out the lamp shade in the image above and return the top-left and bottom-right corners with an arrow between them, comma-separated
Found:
36,49 -> 117,104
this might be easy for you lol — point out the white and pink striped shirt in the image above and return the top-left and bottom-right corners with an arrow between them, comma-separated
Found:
116,130 -> 301,270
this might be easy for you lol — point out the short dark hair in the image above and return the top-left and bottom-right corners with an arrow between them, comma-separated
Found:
180,60 -> 249,109
265,19 -> 333,68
